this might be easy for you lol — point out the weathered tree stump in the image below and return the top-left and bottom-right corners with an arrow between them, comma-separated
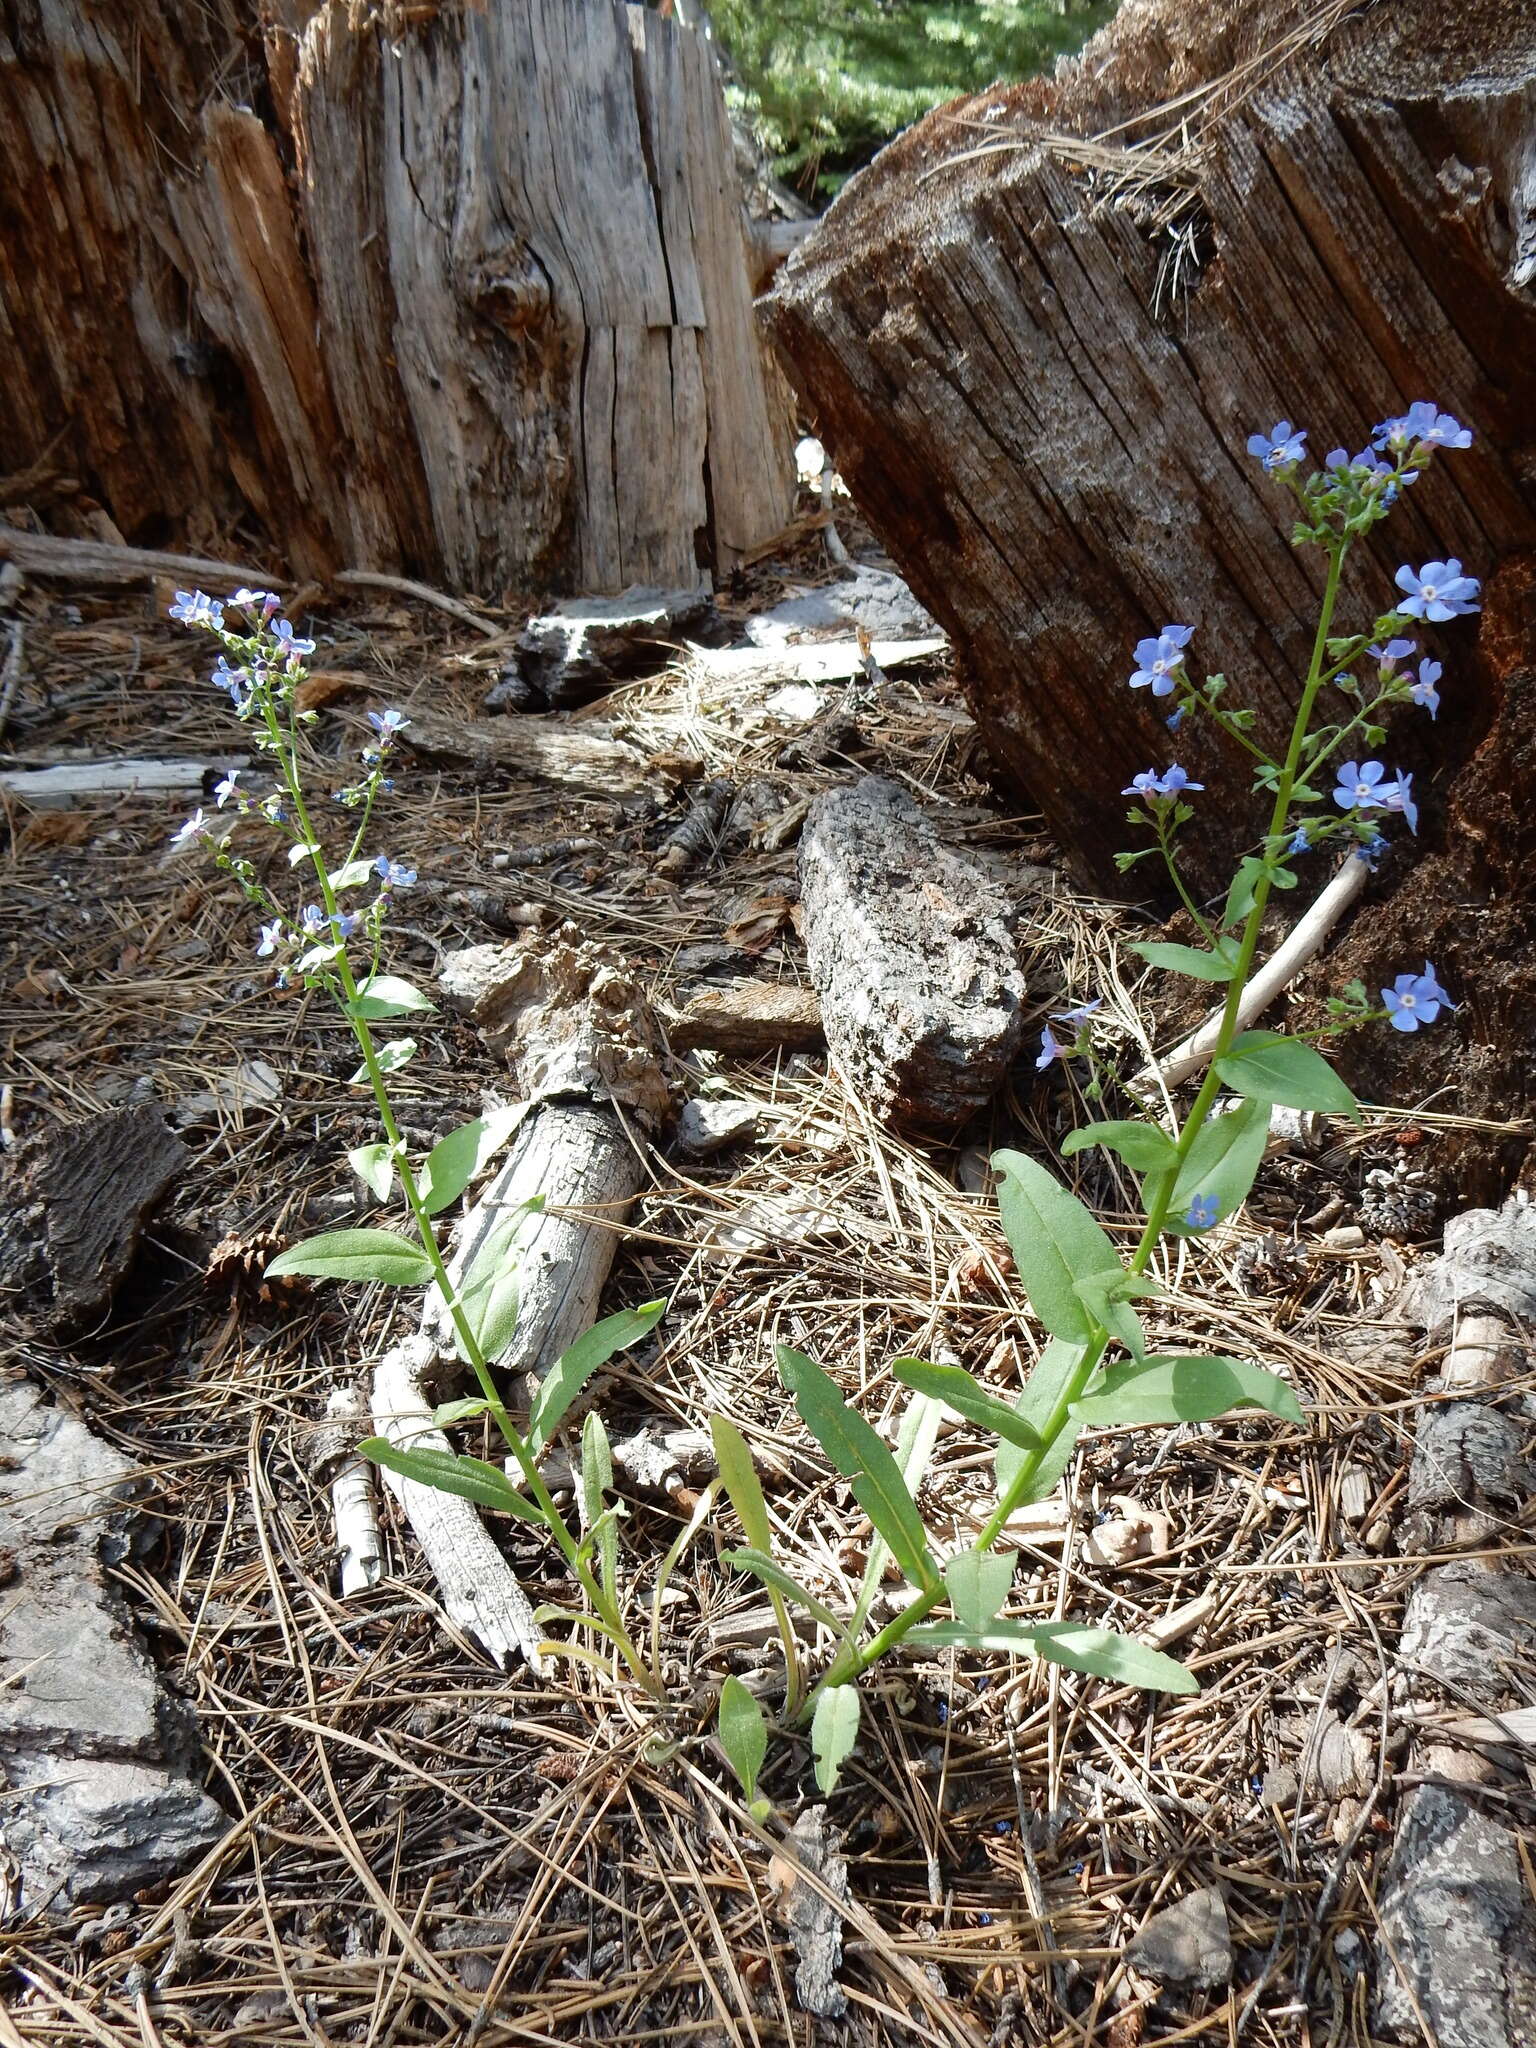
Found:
1,1 -> 793,594
766,0 -> 1536,892
798,775 -> 1027,1129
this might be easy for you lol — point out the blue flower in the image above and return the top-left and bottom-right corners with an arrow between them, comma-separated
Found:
1247,420 -> 1307,472
1382,962 -> 1455,1032
271,618 -> 316,658
1036,1023 -> 1066,1070
169,809 -> 207,851
1129,626 -> 1194,696
256,920 -> 284,957
300,904 -> 328,936
1368,638 -> 1416,674
1166,705 -> 1186,732
330,911 -> 359,939
1051,998 -> 1102,1029
169,589 -> 223,629
1410,659 -> 1442,717
1382,769 -> 1418,834
1288,828 -> 1311,855
367,708 -> 410,739
1124,763 -> 1204,800
213,770 -> 243,809
229,587 -> 282,616
1374,403 -> 1473,454
1185,1193 -> 1220,1230
1354,831 -> 1388,870
1332,759 -> 1397,812
212,655 -> 250,702
1395,559 -> 1481,622
374,855 -> 417,889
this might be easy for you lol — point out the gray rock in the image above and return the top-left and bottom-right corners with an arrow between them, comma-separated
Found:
488,584 -> 714,709
676,1098 -> 759,1155
0,1379 -> 226,1904
1402,1197 -> 1536,1339
1125,1886 -> 1232,1988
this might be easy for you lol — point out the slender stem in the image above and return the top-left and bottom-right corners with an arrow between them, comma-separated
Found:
804,542 -> 1353,1713
1154,818 -> 1219,945
263,692 -> 659,1693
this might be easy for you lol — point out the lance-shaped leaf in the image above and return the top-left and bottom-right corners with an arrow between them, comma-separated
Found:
528,1300 -> 667,1454
1214,1031 -> 1357,1117
418,1104 -> 526,1216
347,1142 -> 396,1204
1164,1096 -> 1270,1238
811,1685 -> 861,1796
581,1411 -> 617,1591
1072,1354 -> 1303,1427
718,1676 -> 768,1804
992,1151 -> 1142,1355
906,1618 -> 1198,1694
349,973 -> 435,1021
721,1549 -> 848,1638
1061,1120 -> 1180,1174
891,1358 -> 1041,1450
267,1228 -> 432,1287
1127,940 -> 1239,982
777,1347 -> 940,1593
455,1214 -> 525,1362
358,1437 -> 541,1519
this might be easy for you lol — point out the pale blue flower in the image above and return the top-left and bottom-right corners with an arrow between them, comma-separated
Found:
1333,760 -> 1396,812
1382,769 -> 1418,834
169,590 -> 223,628
169,809 -> 207,851
272,618 -> 316,658
1185,1193 -> 1220,1230
1374,403 -> 1472,454
1036,1023 -> 1065,1069
1247,421 -> 1307,472
1129,626 -> 1194,696
1368,638 -> 1416,674
1383,962 -> 1455,1032
1410,659 -> 1442,717
1051,998 -> 1102,1029
213,770 -> 243,809
256,920 -> 284,957
373,855 -> 417,889
367,708 -> 410,739
1395,560 -> 1480,622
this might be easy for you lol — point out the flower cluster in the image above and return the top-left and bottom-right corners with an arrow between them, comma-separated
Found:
166,589 -> 417,993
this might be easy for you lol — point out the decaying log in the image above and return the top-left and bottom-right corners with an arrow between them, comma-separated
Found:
0,757 -> 248,811
401,711 -> 653,801
366,933 -> 666,1667
1375,1198 -> 1536,2046
0,1105 -> 187,1336
0,2 -> 792,593
764,0 -> 1536,892
798,776 -> 1027,1129
313,1386 -> 384,1600
661,981 -> 825,1056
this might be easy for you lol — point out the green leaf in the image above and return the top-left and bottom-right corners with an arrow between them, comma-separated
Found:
581,1411 -> 617,1591
890,1358 -> 1041,1450
358,1437 -> 541,1519
419,1105 -> 525,1217
348,1141 -> 396,1204
996,1337 -> 1088,1508
718,1676 -> 768,1802
456,1215 -> 524,1362
1072,1354 -> 1303,1427
905,1619 -> 1198,1694
992,1150 -> 1138,1353
1128,941 -> 1238,983
1223,856 -> 1269,927
710,1420 -> 773,1554
1061,1120 -> 1180,1173
721,1549 -> 847,1637
288,840 -> 320,867
1164,1097 -> 1270,1237
329,857 -> 377,890
349,974 -> 436,1021
1214,1031 -> 1357,1116
777,1347 -> 939,1593
266,1228 -> 432,1286
375,1038 -> 417,1075
431,1396 -> 493,1427
811,1685 -> 861,1797
528,1300 -> 667,1455
943,1551 -> 1015,1632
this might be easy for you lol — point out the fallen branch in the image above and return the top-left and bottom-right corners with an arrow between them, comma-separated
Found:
0,756 -> 249,810
0,522 -> 278,590
320,1386 -> 384,1599
1130,855 -> 1367,1097
333,569 -> 502,639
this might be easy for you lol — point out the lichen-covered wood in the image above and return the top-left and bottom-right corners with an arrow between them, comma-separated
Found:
798,775 -> 1027,1129
1,1 -> 793,594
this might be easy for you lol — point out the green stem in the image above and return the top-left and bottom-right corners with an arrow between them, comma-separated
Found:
264,695 -> 659,1695
804,542 -> 1352,1713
